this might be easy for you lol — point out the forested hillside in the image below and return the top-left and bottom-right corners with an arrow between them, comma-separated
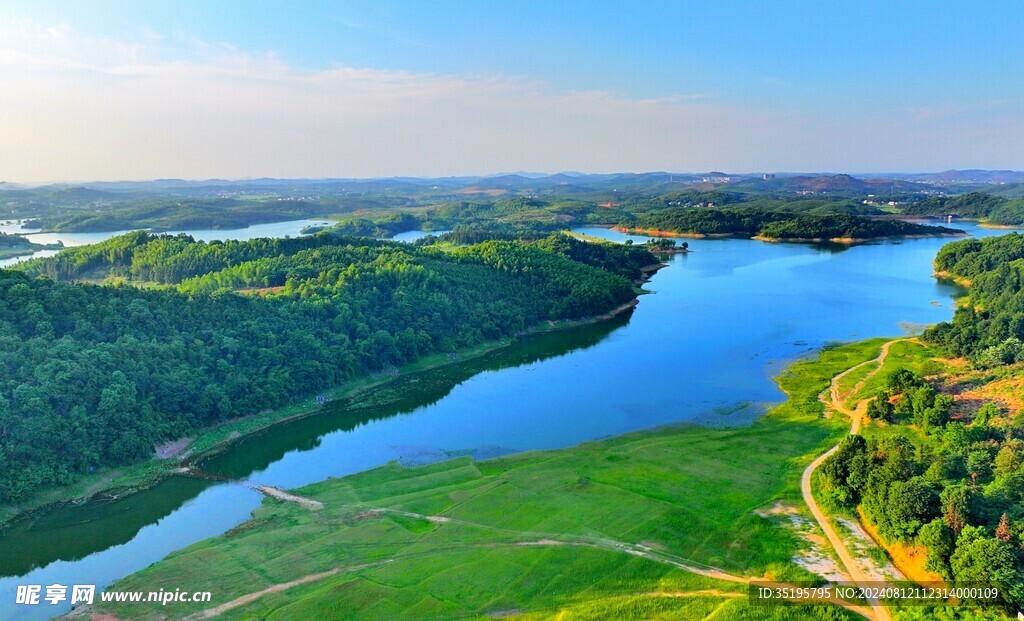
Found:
818,365 -> 1024,610
902,192 -> 1024,225
811,235 -> 1024,611
0,234 -> 652,503
929,233 -> 1024,362
625,208 -> 962,240
8,176 -> 1014,240
24,198 -> 335,232
0,233 -> 60,259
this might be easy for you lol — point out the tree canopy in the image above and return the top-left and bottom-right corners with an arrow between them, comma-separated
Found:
0,232 -> 653,503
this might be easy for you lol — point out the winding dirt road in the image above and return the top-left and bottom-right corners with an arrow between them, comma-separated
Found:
130,344 -> 913,621
802,339 -> 902,621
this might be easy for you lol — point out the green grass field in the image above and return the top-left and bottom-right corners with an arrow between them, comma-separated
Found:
86,341 -> 889,621
852,340 -> 945,401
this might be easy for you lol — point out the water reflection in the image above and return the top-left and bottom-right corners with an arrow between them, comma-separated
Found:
200,313 -> 628,479
0,220 -> 1018,621
0,313 -> 628,581
0,478 -> 213,577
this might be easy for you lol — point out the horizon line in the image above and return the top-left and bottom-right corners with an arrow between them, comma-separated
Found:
4,168 -> 1022,187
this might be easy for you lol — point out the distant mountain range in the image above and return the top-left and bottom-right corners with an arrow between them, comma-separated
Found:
2,170 -> 1023,199
884,169 -> 1024,184
728,174 -> 935,194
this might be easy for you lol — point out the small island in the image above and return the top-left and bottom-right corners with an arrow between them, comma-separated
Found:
640,237 -> 690,253
0,232 -> 62,260
617,209 -> 965,243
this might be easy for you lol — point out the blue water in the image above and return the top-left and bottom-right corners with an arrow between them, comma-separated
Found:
388,229 -> 450,243
0,221 -> 1012,620
0,220 -> 327,268
0,222 -> 446,269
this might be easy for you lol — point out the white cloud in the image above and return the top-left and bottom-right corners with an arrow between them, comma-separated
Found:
0,20 -> 1021,181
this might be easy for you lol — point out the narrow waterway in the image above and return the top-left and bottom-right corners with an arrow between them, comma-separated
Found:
0,219 -> 329,268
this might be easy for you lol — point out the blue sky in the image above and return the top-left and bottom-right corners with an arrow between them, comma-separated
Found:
2,1 -> 1023,180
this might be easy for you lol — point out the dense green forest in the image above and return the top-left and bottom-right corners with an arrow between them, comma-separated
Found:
417,226 -> 520,246
818,365 -> 1024,610
28,198 -> 333,232
304,212 -> 422,238
6,175 -> 1018,239
625,208 -> 962,240
0,233 -> 653,503
814,235 -> 1024,610
314,196 -> 625,240
315,194 -> 907,241
902,192 -> 1024,225
928,233 -> 1024,362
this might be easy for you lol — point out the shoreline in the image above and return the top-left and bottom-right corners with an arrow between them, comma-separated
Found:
611,226 -> 965,244
751,232 -> 967,244
613,226 -> 738,239
564,228 -> 691,253
0,289 -> 649,530
977,221 -> 1019,230
932,269 -> 971,287
79,339 -> 887,621
0,243 -> 62,260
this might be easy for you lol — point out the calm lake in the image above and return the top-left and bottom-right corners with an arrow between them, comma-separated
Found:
0,221 -> 1013,620
0,219 -> 330,268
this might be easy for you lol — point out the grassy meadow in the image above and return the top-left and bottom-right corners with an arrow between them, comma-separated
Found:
85,340 -> 892,621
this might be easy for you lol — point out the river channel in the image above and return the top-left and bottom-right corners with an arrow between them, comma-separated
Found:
0,221 -> 1012,620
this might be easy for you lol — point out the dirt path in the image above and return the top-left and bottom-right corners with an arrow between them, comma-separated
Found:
372,509 -> 874,618
255,486 -> 324,510
803,339 -> 902,621
164,500 -> 876,620
183,561 -> 392,620
176,535 -> 872,620
178,373 -> 911,621
373,508 -> 747,584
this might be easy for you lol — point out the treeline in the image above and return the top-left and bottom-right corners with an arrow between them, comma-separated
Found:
928,233 -> 1024,363
314,194 -> 898,242
630,208 -> 783,235
31,198 -> 332,233
758,214 -> 960,240
20,231 -> 370,282
318,197 -> 636,240
0,233 -> 57,257
0,233 -> 649,503
317,213 -> 423,238
414,197 -> 618,233
0,233 -> 37,250
7,179 -> 1022,237
819,369 -> 1024,609
732,195 -> 882,216
533,234 -> 658,280
628,208 -> 962,240
422,226 -> 520,246
902,192 -> 1024,226
20,230 -> 656,286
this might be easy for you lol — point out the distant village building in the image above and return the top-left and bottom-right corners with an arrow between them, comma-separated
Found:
762,173 -> 776,180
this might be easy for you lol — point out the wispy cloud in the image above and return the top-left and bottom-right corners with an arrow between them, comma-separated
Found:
0,21 -> 743,180
0,19 -> 1021,180
905,99 -> 1022,122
